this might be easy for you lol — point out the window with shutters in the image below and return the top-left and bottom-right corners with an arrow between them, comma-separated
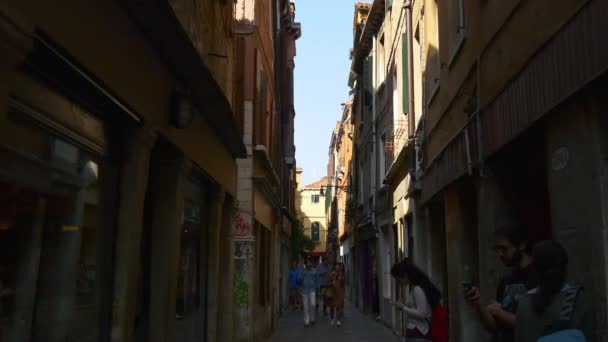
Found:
311,194 -> 320,203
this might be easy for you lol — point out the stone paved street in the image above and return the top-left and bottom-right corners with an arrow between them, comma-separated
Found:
268,301 -> 400,342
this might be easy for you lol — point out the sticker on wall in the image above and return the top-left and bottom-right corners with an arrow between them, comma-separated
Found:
551,147 -> 569,171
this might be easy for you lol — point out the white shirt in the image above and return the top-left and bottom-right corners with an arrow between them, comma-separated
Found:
403,285 -> 431,335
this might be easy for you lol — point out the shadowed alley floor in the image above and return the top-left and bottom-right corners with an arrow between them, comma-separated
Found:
268,301 -> 400,342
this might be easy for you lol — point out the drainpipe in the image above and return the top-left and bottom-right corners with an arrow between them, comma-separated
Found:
371,38 -> 377,228
405,0 -> 415,139
475,55 -> 485,177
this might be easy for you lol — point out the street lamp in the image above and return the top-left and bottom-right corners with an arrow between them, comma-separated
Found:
319,184 -> 352,195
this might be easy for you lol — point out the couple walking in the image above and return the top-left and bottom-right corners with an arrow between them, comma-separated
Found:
297,259 -> 345,327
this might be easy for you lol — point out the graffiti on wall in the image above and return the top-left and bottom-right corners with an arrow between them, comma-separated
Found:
234,272 -> 249,306
234,240 -> 254,260
234,209 -> 253,237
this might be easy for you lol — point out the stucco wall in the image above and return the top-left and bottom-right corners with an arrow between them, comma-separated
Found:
298,188 -> 328,253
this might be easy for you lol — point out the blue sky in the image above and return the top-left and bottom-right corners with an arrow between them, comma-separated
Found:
294,0 -> 363,186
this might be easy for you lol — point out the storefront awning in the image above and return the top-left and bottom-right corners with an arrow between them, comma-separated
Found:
304,251 -> 326,257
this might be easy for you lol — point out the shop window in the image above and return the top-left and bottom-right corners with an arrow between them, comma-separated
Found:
175,174 -> 211,342
0,113 -> 112,341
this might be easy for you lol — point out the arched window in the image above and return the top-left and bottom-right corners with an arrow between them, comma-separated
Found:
311,222 -> 320,242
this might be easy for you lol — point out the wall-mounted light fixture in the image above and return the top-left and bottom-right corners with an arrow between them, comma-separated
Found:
170,88 -> 196,129
320,185 -> 352,195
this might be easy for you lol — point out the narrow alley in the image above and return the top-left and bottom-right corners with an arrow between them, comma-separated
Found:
268,302 -> 399,342
1,0 -> 608,341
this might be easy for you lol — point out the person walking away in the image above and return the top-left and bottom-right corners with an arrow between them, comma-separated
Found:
464,224 -> 539,342
328,262 -> 346,327
514,240 -> 591,342
316,258 -> 331,316
391,259 -> 442,342
289,261 -> 302,310
298,259 -> 319,327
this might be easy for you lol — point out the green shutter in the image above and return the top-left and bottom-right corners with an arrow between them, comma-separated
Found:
402,33 -> 409,114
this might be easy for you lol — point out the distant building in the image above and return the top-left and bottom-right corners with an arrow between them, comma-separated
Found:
233,0 -> 301,340
327,101 -> 354,265
296,171 -> 329,259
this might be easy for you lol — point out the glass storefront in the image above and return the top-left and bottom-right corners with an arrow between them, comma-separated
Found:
175,175 -> 209,342
0,85 -> 115,341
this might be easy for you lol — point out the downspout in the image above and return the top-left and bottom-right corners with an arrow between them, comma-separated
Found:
475,55 -> 485,176
371,38 -> 377,228
465,56 -> 483,176
464,127 -> 473,175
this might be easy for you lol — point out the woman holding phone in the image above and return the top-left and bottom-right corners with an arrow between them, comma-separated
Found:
391,259 -> 442,341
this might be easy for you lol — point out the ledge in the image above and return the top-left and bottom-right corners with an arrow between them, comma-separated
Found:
253,145 -> 281,207
348,0 -> 386,87
384,139 -> 413,187
121,0 -> 247,158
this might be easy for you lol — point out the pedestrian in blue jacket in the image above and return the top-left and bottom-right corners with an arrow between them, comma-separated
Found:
298,259 -> 319,327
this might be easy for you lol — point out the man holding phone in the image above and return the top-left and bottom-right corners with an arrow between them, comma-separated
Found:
464,224 -> 539,342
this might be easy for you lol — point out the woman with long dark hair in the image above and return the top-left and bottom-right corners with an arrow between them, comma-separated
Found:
514,241 -> 591,341
391,259 -> 441,341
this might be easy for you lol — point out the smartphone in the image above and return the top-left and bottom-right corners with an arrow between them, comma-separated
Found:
461,282 -> 473,291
